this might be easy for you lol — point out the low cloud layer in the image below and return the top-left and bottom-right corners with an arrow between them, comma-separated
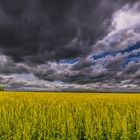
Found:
0,0 -> 139,91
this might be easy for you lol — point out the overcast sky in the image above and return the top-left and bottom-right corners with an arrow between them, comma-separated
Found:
0,0 -> 140,91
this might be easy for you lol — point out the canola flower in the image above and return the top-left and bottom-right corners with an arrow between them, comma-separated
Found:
0,92 -> 140,140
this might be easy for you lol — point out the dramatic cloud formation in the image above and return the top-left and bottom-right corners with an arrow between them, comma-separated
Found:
0,0 -> 139,91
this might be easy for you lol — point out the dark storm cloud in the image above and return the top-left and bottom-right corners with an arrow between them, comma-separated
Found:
0,0 -> 139,91
0,55 -> 29,74
32,49 -> 140,88
0,0 -> 137,63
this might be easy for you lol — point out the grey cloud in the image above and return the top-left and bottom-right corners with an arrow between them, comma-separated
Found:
92,2 -> 140,55
0,0 -> 139,91
0,54 -> 29,74
0,0 -> 137,63
32,50 -> 139,90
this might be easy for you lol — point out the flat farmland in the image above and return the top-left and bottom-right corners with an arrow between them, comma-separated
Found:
0,92 -> 140,140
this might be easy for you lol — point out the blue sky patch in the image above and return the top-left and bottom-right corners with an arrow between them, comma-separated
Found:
92,42 -> 140,60
59,58 -> 79,64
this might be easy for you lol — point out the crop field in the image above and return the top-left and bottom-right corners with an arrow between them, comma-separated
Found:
0,92 -> 140,140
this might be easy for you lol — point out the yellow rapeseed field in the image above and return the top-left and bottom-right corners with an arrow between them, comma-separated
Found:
0,92 -> 140,140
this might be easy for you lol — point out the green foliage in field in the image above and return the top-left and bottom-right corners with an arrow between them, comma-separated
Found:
0,92 -> 140,140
